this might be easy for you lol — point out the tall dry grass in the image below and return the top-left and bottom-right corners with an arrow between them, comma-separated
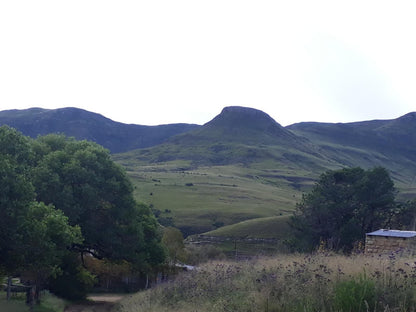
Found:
114,252 -> 416,312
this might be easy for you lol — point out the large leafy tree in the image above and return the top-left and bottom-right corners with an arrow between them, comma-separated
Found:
0,127 -> 165,299
31,134 -> 165,267
0,127 -> 81,298
291,167 -> 396,252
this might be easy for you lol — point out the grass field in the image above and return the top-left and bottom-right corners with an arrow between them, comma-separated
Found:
0,291 -> 66,312
0,296 -> 27,312
114,252 -> 416,312
114,137 -> 416,239
203,215 -> 292,239
120,161 -> 310,235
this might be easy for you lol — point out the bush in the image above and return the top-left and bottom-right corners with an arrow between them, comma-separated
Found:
185,244 -> 226,265
49,254 -> 95,300
334,274 -> 376,312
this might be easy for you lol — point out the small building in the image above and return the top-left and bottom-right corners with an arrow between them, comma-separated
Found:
365,229 -> 416,255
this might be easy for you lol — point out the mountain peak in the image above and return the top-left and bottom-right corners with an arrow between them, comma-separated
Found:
397,112 -> 416,121
175,106 -> 303,146
215,106 -> 279,126
206,106 -> 283,132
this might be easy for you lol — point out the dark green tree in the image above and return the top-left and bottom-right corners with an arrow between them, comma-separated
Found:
0,126 -> 36,274
392,199 -> 416,230
17,202 -> 82,300
0,127 -> 81,300
31,135 -> 165,268
291,167 -> 396,252
0,128 -> 165,300
0,157 -> 35,274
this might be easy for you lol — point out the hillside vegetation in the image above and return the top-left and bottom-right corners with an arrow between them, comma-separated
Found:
2,106 -> 416,239
115,253 -> 416,312
114,107 -> 416,237
0,107 -> 199,153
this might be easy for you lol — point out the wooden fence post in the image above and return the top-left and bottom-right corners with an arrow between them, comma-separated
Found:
6,276 -> 11,301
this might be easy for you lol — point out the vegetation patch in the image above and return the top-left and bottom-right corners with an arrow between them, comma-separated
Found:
115,253 -> 416,312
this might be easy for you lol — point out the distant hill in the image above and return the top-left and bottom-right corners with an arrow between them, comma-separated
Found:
3,106 -> 416,237
113,107 -> 416,235
287,112 -> 416,187
0,107 -> 200,153
120,106 -> 330,168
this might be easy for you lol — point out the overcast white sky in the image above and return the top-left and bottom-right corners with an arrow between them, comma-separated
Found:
1,1 -> 415,126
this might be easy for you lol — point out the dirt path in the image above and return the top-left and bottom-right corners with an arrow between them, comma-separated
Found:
64,294 -> 124,312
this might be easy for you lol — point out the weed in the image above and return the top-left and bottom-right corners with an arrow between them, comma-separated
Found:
115,253 -> 416,312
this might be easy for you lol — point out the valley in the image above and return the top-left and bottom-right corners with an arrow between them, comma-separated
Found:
2,106 -> 416,242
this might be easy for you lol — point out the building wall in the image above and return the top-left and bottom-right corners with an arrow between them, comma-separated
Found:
365,235 -> 416,255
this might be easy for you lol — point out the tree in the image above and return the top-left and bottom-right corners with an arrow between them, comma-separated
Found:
162,227 -> 186,265
291,167 -> 396,252
0,156 -> 35,274
0,128 -> 165,300
392,199 -> 416,230
0,127 -> 81,300
17,202 -> 82,301
31,135 -> 165,269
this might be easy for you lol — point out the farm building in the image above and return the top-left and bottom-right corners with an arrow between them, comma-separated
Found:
365,229 -> 416,255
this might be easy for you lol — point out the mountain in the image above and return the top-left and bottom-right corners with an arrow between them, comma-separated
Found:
0,107 -> 200,153
188,106 -> 297,142
120,106 -> 330,168
287,112 -> 416,187
287,112 -> 416,154
113,108 -> 416,235
3,106 -> 416,236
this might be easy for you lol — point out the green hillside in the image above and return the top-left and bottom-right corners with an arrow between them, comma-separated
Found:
3,106 -> 416,240
115,107 -> 416,238
203,215 -> 292,239
114,160 -> 312,236
0,107 -> 199,153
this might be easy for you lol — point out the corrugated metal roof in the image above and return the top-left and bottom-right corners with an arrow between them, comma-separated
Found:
366,229 -> 416,238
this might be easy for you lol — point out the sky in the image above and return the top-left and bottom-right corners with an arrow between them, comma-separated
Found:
1,1 -> 415,126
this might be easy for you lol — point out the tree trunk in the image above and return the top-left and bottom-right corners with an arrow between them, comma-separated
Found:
145,273 -> 149,289
6,276 -> 11,301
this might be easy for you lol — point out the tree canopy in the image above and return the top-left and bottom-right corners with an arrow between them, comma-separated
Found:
31,134 -> 165,266
291,167 -> 397,252
0,126 -> 165,297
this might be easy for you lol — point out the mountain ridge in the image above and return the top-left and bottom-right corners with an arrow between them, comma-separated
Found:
2,106 -> 416,235
0,107 -> 200,153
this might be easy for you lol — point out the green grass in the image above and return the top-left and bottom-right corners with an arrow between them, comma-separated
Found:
122,161 -> 307,235
0,291 -> 67,312
35,292 -> 67,312
0,296 -> 27,312
113,130 -> 416,239
203,215 -> 291,239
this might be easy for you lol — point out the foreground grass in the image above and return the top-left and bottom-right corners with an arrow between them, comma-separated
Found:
0,296 -> 27,312
115,252 -> 416,312
0,291 -> 66,312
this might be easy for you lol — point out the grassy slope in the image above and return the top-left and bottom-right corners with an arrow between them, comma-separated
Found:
115,143 -> 416,238
113,111 -> 416,239
120,160 -> 308,235
202,215 -> 292,239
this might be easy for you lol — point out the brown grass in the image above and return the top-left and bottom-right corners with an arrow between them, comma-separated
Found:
114,252 -> 416,312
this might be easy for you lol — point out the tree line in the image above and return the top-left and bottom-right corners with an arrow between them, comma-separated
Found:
0,126 -> 165,300
290,166 -> 416,252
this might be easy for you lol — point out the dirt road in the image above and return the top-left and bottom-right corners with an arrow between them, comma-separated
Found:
64,294 -> 124,312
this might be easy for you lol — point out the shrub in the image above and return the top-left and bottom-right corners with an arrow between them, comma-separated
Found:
115,253 -> 416,312
334,274 -> 376,312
